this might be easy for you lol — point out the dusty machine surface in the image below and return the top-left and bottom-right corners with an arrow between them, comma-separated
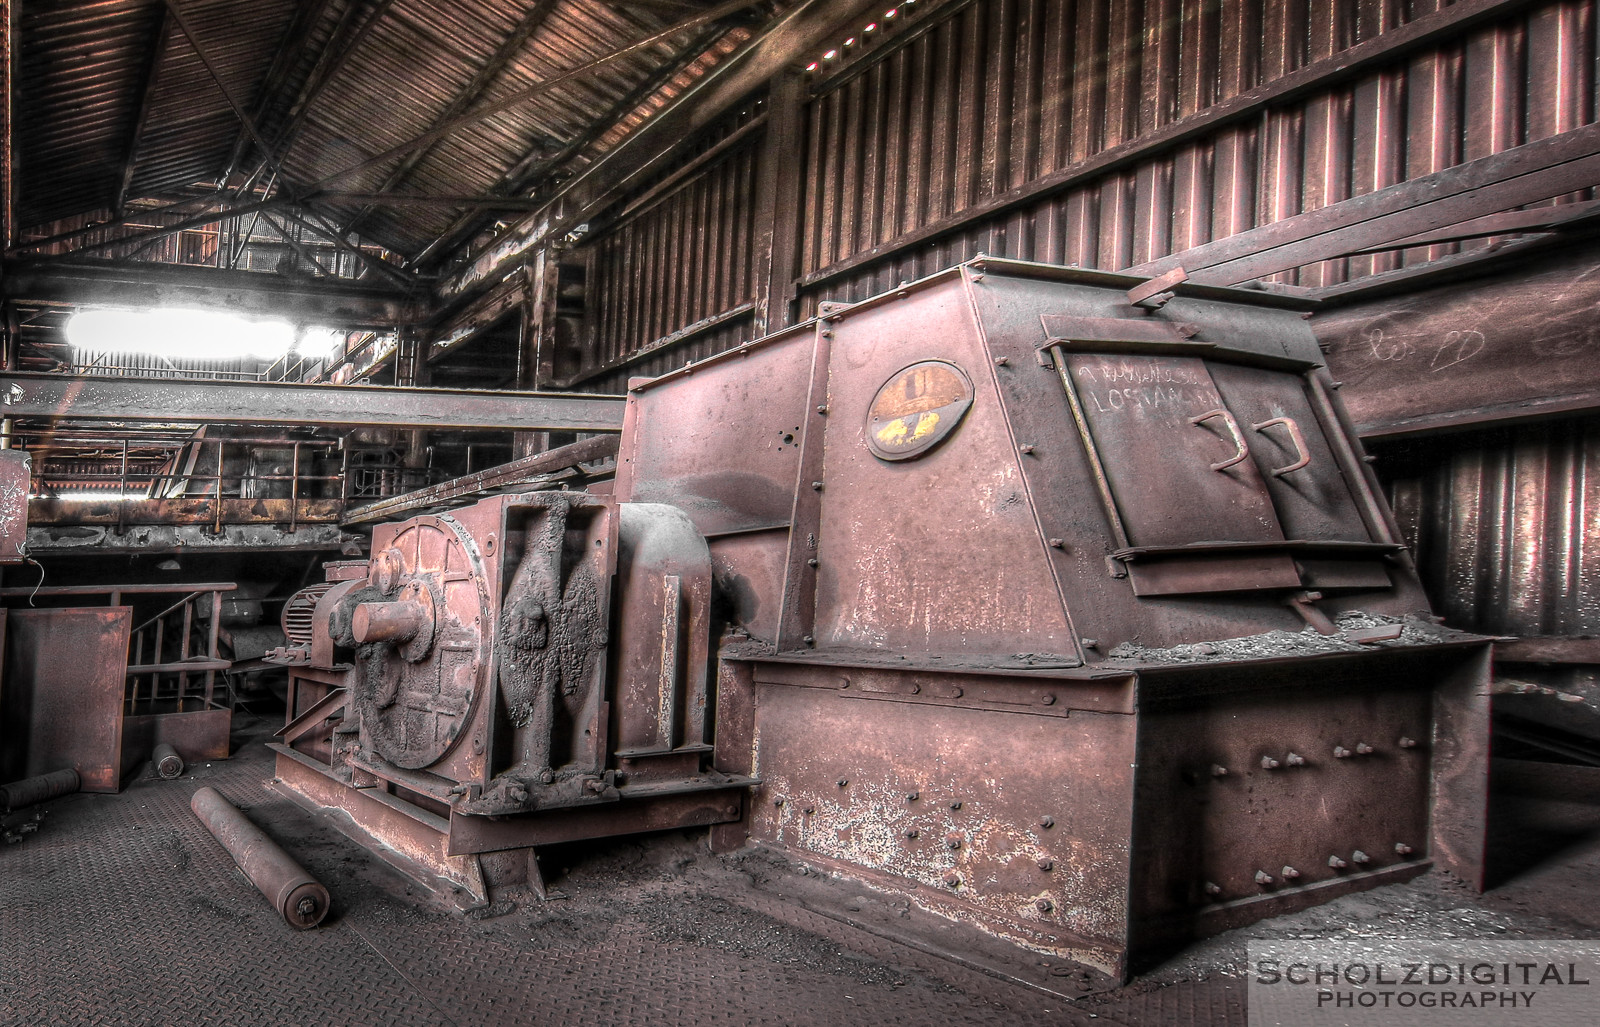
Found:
274,258 -> 1489,979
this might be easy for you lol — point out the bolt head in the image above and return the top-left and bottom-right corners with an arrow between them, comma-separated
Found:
995,356 -> 1009,366
1255,870 -> 1274,885
817,405 -> 828,414
946,832 -> 962,849
1210,764 -> 1229,778
1398,736 -> 1418,748
1333,746 -> 1351,758
1020,444 -> 1036,454
1261,756 -> 1280,769
1355,742 -> 1374,755
1039,816 -> 1054,829
1395,842 -> 1413,856
950,800 -> 962,810
1203,882 -> 1222,896
803,806 -> 814,815
837,777 -> 849,787
1352,850 -> 1371,864
1328,855 -> 1348,868
773,796 -> 785,806
906,791 -> 919,802
1036,857 -> 1054,871
1281,865 -> 1301,879
905,828 -> 919,839
1048,537 -> 1065,549
1285,752 -> 1306,766
944,872 -> 961,888
1035,898 -> 1053,913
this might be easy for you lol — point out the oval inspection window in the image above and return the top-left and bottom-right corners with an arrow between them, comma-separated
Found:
865,360 -> 975,461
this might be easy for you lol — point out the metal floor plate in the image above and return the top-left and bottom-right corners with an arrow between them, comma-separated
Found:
11,717 -> 1585,1026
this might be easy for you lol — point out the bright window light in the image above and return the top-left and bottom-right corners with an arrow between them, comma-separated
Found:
299,326 -> 346,360
66,308 -> 297,362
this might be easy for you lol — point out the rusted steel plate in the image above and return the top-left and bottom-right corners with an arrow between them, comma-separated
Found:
1,608 -> 132,793
120,706 -> 231,777
0,451 -> 29,563
1315,246 -> 1600,438
0,372 -> 626,433
1064,352 -> 1285,546
747,670 -> 1138,978
446,789 -> 743,855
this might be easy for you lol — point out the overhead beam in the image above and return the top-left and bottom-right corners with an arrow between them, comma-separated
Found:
341,0 -> 561,235
3,260 -> 425,327
437,0 -> 885,302
116,8 -> 172,213
220,0 -> 337,182
342,433 -> 619,524
305,1 -> 759,194
1129,122 -> 1600,284
412,23 -> 726,267
0,371 -> 626,433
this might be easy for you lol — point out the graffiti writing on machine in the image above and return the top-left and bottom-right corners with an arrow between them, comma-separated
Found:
865,360 -> 975,462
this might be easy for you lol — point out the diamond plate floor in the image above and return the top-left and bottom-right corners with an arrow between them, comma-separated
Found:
3,716 -> 1592,1027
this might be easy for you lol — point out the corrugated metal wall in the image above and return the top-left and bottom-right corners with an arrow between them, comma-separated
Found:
572,103 -> 767,391
566,0 -> 1598,375
795,0 -> 1598,311
1383,419 -> 1600,638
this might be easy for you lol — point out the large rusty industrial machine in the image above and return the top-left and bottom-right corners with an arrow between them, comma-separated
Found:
270,258 -> 1488,978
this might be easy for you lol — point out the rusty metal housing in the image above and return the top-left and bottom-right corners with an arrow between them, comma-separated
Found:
274,258 -> 1489,978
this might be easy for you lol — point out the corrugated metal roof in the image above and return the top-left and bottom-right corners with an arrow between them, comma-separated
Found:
14,0 -> 768,262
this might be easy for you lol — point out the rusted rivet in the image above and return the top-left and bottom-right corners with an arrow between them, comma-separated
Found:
1355,742 -> 1374,755
1081,637 -> 1099,649
1395,842 -> 1413,856
1039,816 -> 1054,829
1048,538 -> 1065,549
946,832 -> 962,849
1036,857 -> 1054,871
1328,855 -> 1347,869
906,791 -> 919,802
944,872 -> 961,888
1281,865 -> 1301,879
803,635 -> 815,645
906,828 -> 919,839
1398,736 -> 1418,749
817,404 -> 829,414
821,329 -> 834,338
1035,897 -> 1053,913
1019,444 -> 1036,454
1209,764 -> 1229,778
773,796 -> 785,806
1285,752 -> 1306,766
950,800 -> 962,810
994,356 -> 1009,366
1255,870 -> 1274,885
725,805 -> 739,816
1203,882 -> 1222,896
811,480 -> 824,490
807,558 -> 819,567
1351,850 -> 1371,864
1333,746 -> 1352,759
1261,756 -> 1281,770
837,777 -> 849,787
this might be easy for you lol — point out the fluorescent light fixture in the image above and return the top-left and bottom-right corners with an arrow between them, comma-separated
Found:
66,308 -> 297,362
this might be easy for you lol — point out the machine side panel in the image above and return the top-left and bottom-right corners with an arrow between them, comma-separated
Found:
617,326 -> 815,538
748,671 -> 1137,976
812,282 -> 1079,655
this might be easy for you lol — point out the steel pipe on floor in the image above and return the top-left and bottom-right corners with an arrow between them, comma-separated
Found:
190,785 -> 329,929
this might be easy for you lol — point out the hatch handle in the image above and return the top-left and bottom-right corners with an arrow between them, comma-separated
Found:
1251,416 -> 1312,477
1189,409 -> 1251,471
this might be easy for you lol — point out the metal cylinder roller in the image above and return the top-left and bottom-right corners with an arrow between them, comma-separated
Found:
190,786 -> 330,929
351,599 -> 428,644
153,743 -> 184,780
0,768 -> 81,811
